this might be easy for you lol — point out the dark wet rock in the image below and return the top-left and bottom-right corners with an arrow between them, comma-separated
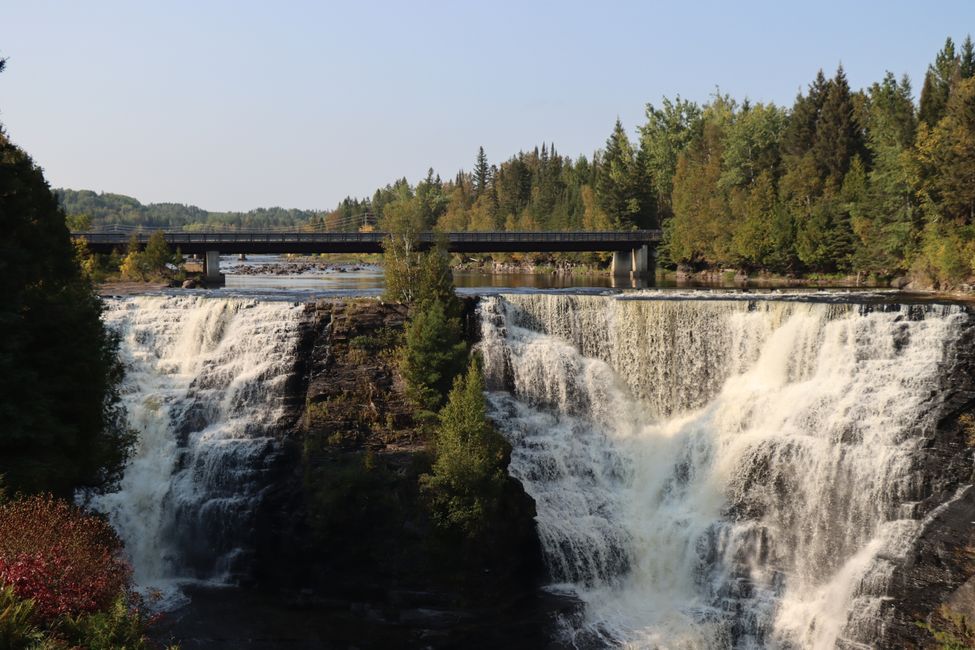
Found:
881,311 -> 975,647
890,276 -> 910,289
231,297 -> 555,649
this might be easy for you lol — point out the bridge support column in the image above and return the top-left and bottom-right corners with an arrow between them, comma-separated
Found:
611,249 -> 633,277
632,245 -> 649,278
204,250 -> 223,284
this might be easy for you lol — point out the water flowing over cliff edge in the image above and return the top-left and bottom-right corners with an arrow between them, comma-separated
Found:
90,296 -> 304,605
478,293 -> 975,648
89,292 -> 975,648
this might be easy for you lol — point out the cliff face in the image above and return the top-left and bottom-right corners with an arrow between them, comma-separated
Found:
251,297 -> 553,649
245,298 -> 975,648
883,312 -> 975,647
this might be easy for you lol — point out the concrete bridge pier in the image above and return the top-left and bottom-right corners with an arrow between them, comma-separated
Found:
204,250 -> 223,284
612,245 -> 650,279
611,249 -> 633,277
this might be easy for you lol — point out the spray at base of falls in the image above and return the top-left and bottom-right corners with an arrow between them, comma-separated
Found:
89,296 -> 303,606
479,294 -> 968,648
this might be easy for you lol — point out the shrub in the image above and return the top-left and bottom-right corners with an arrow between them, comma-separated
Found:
421,357 -> 508,537
398,299 -> 468,414
57,595 -> 163,650
0,585 -> 43,648
120,231 -> 177,281
0,495 -> 130,620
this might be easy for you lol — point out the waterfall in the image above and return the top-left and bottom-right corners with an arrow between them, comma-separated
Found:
479,293 -> 967,649
90,295 -> 303,603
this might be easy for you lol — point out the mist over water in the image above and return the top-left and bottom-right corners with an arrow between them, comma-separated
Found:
479,294 -> 965,648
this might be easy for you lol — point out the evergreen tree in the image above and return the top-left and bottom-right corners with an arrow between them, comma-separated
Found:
919,37 -> 959,127
416,238 -> 461,317
420,356 -> 507,537
473,146 -> 490,198
915,76 -> 975,227
0,128 -> 132,495
852,73 -> 918,273
812,66 -> 864,189
596,119 -> 651,228
961,35 -> 975,79
398,300 -> 468,414
781,70 -> 830,158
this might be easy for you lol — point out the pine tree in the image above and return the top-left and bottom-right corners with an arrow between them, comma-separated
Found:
961,35 -> 975,79
398,300 -> 468,414
915,76 -> 975,227
473,146 -> 490,198
596,119 -> 643,228
919,37 -> 959,127
812,66 -> 864,189
420,356 -> 507,537
0,129 -> 132,495
781,70 -> 829,158
851,73 -> 918,274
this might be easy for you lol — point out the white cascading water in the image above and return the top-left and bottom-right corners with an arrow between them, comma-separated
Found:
479,293 -> 966,649
89,295 -> 303,603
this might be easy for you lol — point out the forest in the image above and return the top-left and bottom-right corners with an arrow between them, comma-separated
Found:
62,36 -> 975,287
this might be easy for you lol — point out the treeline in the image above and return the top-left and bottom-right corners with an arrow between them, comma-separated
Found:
58,189 -> 327,231
322,35 -> 975,287
61,36 -> 975,285
323,135 -> 653,235
658,37 -> 975,284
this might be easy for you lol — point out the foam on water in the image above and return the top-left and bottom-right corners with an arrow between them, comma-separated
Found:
90,296 -> 303,606
479,294 -> 965,648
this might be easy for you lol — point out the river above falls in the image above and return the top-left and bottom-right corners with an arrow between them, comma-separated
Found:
100,254 -> 970,306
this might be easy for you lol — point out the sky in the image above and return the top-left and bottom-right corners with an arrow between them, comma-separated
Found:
2,1 -> 974,212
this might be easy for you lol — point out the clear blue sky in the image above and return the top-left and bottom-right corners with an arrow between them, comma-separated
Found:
1,1 -> 973,212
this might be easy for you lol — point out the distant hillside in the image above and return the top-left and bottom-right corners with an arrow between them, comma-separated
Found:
57,189 -> 327,230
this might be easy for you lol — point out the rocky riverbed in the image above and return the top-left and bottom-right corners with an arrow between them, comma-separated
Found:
226,261 -> 375,276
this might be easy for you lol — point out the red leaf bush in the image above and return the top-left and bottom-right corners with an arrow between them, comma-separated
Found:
0,494 -> 131,620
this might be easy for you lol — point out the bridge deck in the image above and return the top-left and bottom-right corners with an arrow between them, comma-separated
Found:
74,230 -> 661,255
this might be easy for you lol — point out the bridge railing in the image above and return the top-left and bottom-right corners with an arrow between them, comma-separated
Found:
74,230 -> 661,244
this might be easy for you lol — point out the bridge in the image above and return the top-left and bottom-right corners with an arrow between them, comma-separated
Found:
72,229 -> 661,283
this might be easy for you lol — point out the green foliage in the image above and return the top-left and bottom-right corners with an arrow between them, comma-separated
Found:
0,587 -> 164,650
55,596 -> 161,650
119,231 -> 178,281
0,131 -> 132,496
421,358 -> 508,538
920,38 -> 960,128
596,119 -> 655,229
57,188 -> 329,232
640,96 -> 703,222
64,213 -> 92,231
398,300 -> 468,414
55,33 -> 975,288
0,585 -> 43,649
917,605 -> 975,649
